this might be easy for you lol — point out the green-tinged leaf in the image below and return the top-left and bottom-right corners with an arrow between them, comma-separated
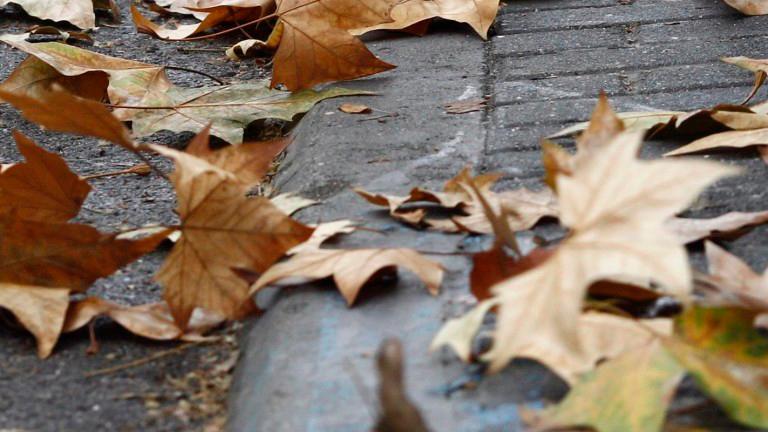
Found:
0,33 -> 171,106
524,342 -> 684,432
676,306 -> 768,366
668,306 -> 768,428
126,82 -> 370,144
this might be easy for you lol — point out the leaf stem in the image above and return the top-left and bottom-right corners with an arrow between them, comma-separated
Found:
165,65 -> 225,84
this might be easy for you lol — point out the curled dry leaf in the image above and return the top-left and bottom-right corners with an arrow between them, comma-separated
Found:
374,338 -> 431,432
0,284 -> 70,358
63,297 -> 226,341
131,2 -> 270,40
264,0 -> 399,90
287,219 -> 356,255
126,81 -> 367,144
665,127 -> 768,157
250,248 -> 443,305
0,33 -> 171,106
0,87 -> 135,149
667,210 -> 768,244
152,142 -> 313,327
353,0 -> 499,39
270,192 -> 319,215
0,0 -> 97,29
184,124 -> 291,187
0,131 -> 91,222
483,129 -> 736,372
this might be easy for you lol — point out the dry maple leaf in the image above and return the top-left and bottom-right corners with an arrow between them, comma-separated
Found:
0,222 -> 169,357
0,131 -> 91,222
0,33 -> 171,106
0,0 -> 97,29
125,81 -> 366,144
250,248 -> 443,305
185,124 -> 291,187
0,87 -> 135,149
261,0 -> 399,90
665,127 -> 768,158
353,0 -> 498,39
131,2 -> 271,40
374,338 -> 431,432
63,297 -> 226,341
0,284 -> 70,358
723,0 -> 768,14
478,130 -> 736,373
152,144 -> 313,327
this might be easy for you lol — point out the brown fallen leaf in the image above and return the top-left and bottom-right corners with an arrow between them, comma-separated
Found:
354,0 -> 499,39
0,284 -> 70,358
263,0 -> 398,90
0,131 -> 91,222
443,98 -> 487,114
374,338 -> 430,432
0,87 -> 135,149
63,297 -> 226,341
339,103 -> 372,114
184,124 -> 291,187
0,33 -> 171,106
250,248 -> 443,305
0,217 -> 170,290
152,144 -> 313,327
131,2 -> 270,40
0,222 -> 169,357
452,187 -> 559,234
356,168 -> 555,233
481,130 -> 735,372
723,0 -> 768,15
667,210 -> 768,244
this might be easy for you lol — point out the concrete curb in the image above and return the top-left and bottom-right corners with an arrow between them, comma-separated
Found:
226,25 -> 564,432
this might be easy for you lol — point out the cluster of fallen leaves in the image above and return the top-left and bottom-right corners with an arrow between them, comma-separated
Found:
4,0 -> 768,430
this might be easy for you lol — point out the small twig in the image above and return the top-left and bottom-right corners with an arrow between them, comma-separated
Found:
82,163 -> 151,180
164,65 -> 225,85
415,249 -> 474,256
176,47 -> 224,53
84,340 -> 214,378
358,113 -> 399,122
86,321 -> 100,355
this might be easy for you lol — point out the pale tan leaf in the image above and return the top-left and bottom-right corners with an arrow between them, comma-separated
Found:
63,297 -> 225,340
287,220 -> 356,254
251,248 -> 443,305
483,131 -> 738,372
0,284 -> 70,358
667,211 -> 768,244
